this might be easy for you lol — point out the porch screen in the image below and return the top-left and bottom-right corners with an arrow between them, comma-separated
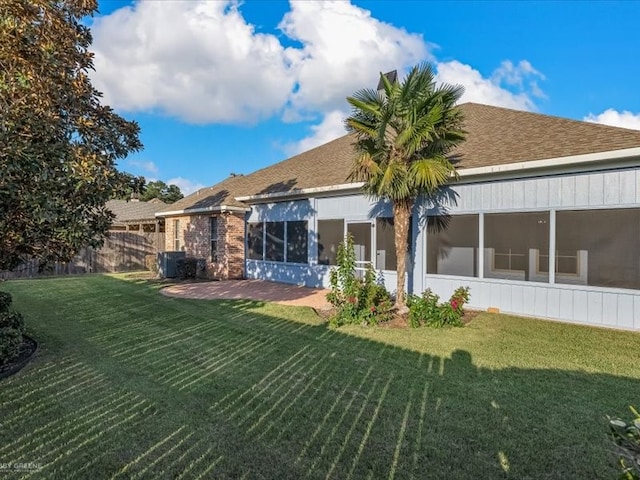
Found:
484,212 -> 549,282
427,214 -> 478,277
376,218 -> 397,271
265,222 -> 285,262
286,221 -> 308,264
247,222 -> 263,260
556,208 -> 640,289
317,220 -> 344,266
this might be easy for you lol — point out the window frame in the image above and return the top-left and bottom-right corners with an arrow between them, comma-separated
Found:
210,216 -> 219,262
317,219 -> 345,266
286,220 -> 309,264
173,219 -> 180,251
426,213 -> 479,278
247,222 -> 264,261
248,220 -> 309,264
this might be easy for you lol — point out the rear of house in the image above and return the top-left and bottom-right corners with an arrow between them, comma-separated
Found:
156,103 -> 640,331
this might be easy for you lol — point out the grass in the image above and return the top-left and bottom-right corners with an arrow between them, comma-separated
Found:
1,274 -> 639,479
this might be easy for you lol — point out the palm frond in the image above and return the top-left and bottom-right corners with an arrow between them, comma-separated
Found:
348,151 -> 383,183
345,117 -> 378,139
409,157 -> 455,193
346,62 -> 466,203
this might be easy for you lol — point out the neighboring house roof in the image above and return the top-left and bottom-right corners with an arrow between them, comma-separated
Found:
157,102 -> 640,215
106,199 -> 166,223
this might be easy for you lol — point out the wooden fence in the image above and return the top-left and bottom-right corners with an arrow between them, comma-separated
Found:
1,231 -> 165,280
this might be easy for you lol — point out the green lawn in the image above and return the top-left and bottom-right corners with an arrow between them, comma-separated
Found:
1,275 -> 639,479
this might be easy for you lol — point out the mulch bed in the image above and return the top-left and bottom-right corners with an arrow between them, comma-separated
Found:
0,335 -> 38,380
315,307 -> 481,328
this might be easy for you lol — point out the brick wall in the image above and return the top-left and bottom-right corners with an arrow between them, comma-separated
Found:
224,213 -> 245,279
163,212 -> 245,279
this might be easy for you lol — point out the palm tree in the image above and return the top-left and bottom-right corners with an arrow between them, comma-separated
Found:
345,63 -> 466,307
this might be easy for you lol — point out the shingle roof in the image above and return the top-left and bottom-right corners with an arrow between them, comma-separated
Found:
454,103 -> 640,168
158,102 -> 640,214
158,174 -> 252,213
106,199 -> 165,222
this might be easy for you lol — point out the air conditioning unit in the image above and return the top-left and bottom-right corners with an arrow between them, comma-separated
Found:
158,251 -> 186,278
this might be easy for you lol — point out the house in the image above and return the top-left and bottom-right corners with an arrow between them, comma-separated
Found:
156,103 -> 640,330
106,198 -> 165,234
3,199 -> 167,278
102,199 -> 166,271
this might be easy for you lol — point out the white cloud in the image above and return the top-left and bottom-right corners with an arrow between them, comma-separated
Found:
166,177 -> 206,196
91,1 -> 294,124
91,0 -> 428,124
492,60 -> 543,87
284,110 -> 348,155
584,109 -> 640,130
127,159 -> 159,175
91,0 -> 547,136
279,1 -> 429,116
436,60 -> 543,111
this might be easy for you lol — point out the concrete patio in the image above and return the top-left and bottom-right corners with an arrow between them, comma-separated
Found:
160,279 -> 331,309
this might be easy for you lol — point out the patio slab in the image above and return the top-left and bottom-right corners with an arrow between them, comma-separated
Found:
160,279 -> 331,310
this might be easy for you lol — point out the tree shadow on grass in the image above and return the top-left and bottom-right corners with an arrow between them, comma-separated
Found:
3,275 -> 636,479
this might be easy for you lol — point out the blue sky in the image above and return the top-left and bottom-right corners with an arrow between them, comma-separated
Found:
90,0 -> 640,194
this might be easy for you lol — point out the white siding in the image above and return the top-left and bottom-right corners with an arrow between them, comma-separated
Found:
445,168 -> 640,215
247,199 -> 314,222
426,276 -> 640,330
316,195 -> 392,220
416,167 -> 640,331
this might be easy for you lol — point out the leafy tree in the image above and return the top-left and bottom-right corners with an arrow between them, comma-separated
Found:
113,172 -> 147,200
0,0 -> 142,271
345,64 -> 466,307
140,180 -> 184,203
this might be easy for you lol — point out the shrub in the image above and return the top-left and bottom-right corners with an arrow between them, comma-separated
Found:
408,286 -> 470,328
407,289 -> 440,328
609,406 -> 640,480
145,254 -> 158,274
0,291 -> 25,365
176,257 -> 198,279
0,291 -> 12,313
0,310 -> 25,333
326,235 -> 393,328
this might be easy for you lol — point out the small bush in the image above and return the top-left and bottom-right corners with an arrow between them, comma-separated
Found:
176,257 -> 198,279
408,286 -> 470,328
0,291 -> 12,313
0,292 -> 25,365
609,406 -> 640,480
326,235 -> 393,328
407,289 -> 440,328
145,254 -> 158,274
0,311 -> 25,333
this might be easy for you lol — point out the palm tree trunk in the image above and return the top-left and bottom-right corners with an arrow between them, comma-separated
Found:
392,198 -> 412,308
